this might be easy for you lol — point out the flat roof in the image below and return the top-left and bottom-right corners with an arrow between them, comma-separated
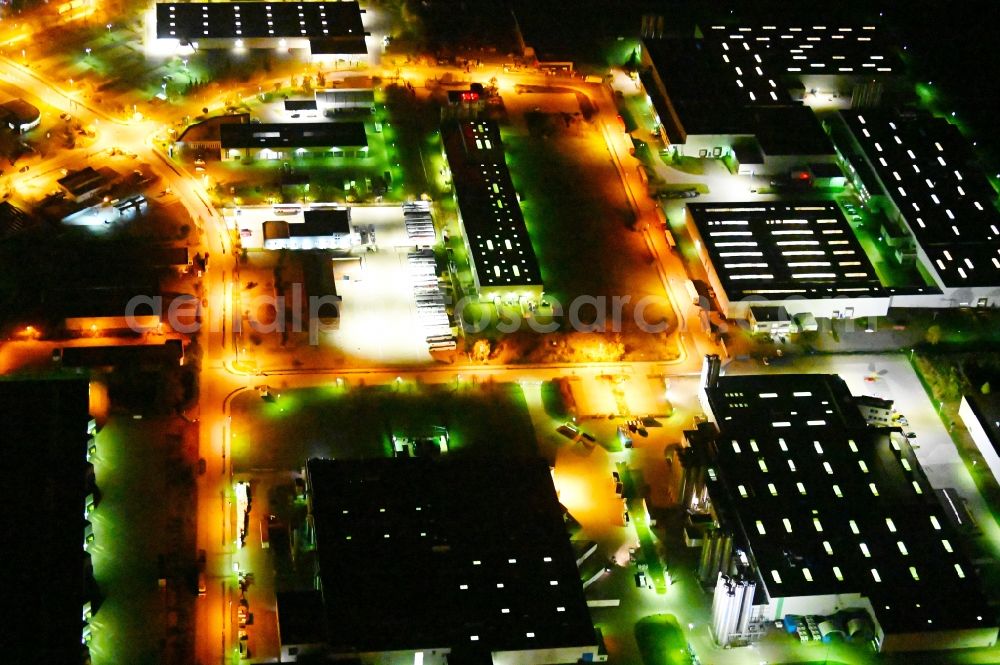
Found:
315,88 -> 375,105
704,24 -> 897,94
839,111 -> 1000,287
749,304 -> 790,321
701,373 -> 993,636
306,456 -> 595,654
220,122 -> 367,149
301,208 -> 350,235
748,106 -> 833,157
276,591 -> 327,646
1,378 -> 91,663
61,341 -> 183,368
284,99 -> 318,111
687,201 -> 886,301
155,1 -> 365,41
442,121 -> 542,289
147,245 -> 189,266
60,287 -> 160,319
642,38 -> 753,138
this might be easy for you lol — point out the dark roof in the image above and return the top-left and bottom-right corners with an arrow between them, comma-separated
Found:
749,305 -> 790,322
60,287 -> 160,319
1,378 -> 92,664
642,38 -> 752,139
284,99 -> 318,111
315,88 -> 375,107
0,200 -> 34,237
687,201 -> 888,301
838,110 -> 1000,287
220,122 -> 367,149
855,394 -> 893,409
148,246 -> 189,266
749,106 -> 834,157
702,23 -> 898,94
277,591 -> 328,646
441,121 -> 542,289
306,456 -> 596,654
809,162 -> 844,179
177,113 -> 250,143
1,98 -> 40,123
61,341 -> 183,368
301,208 -> 350,235
155,1 -> 365,41
700,373 -> 994,637
309,35 -> 368,55
57,167 -> 108,196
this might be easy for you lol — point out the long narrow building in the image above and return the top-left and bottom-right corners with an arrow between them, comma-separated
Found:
442,120 -> 544,307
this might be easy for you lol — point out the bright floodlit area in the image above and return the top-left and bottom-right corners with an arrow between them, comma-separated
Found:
233,204 -> 444,367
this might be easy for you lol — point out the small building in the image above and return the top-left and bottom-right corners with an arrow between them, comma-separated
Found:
0,98 -> 41,133
314,88 -> 375,114
57,167 -> 112,203
176,113 -> 250,153
958,393 -> 1000,488
220,122 -> 368,161
262,208 -> 354,250
284,99 -> 319,118
747,305 -> 794,335
855,394 -> 894,427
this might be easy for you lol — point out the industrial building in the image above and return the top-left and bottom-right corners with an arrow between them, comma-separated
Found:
220,121 -> 368,161
685,201 -> 895,319
60,287 -> 162,334
314,88 -> 375,114
285,457 -> 599,664
152,1 -> 369,62
442,120 -> 544,306
262,208 -> 355,250
639,22 -> 897,172
958,393 -> 1000,488
681,360 -> 997,653
832,110 -> 1000,306
3,378 -> 97,664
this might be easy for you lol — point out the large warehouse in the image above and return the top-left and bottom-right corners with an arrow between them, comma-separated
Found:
151,1 -> 369,62
682,365 -> 997,653
685,201 -> 898,319
4,379 -> 96,664
639,22 -> 895,169
286,457 -> 600,664
833,110 -> 1000,307
442,120 -> 544,307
